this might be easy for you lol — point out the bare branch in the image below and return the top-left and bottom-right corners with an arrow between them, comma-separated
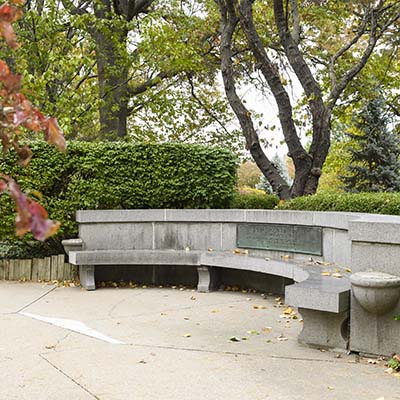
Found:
187,74 -> 232,137
60,0 -> 88,15
328,11 -> 369,89
328,3 -> 400,109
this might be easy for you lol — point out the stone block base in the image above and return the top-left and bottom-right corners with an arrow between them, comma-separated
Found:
298,308 -> 349,350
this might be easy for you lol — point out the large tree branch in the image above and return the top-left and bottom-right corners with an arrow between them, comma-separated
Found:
273,0 -> 324,112
128,70 -> 172,97
289,0 -> 300,45
272,0 -> 329,169
215,0 -> 291,199
238,1 -> 312,183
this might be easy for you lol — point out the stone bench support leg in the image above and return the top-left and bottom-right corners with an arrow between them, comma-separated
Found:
79,265 -> 96,290
197,266 -> 219,293
298,308 -> 349,350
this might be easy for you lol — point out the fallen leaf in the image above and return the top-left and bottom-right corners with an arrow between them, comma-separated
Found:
247,330 -> 260,335
138,360 -> 147,364
190,296 -> 196,300
321,272 -> 331,276
262,327 -> 272,333
211,309 -> 219,313
229,336 -> 241,342
368,359 -> 378,364
276,334 -> 288,341
385,367 -> 394,375
327,386 -> 334,390
253,305 -> 267,310
233,249 -> 241,254
207,248 -> 213,252
345,268 -> 352,273
183,333 -> 191,338
332,272 -> 343,278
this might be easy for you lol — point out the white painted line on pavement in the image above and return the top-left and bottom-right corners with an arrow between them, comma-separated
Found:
19,311 -> 125,345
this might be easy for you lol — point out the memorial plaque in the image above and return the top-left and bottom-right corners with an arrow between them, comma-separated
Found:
237,223 -> 322,255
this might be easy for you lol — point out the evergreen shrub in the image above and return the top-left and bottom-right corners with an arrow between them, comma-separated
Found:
0,141 -> 237,257
278,192 -> 400,215
231,187 -> 279,209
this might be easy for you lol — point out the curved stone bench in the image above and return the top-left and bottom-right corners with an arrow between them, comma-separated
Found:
63,209 -> 400,356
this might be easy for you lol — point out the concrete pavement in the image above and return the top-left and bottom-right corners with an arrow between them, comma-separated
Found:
0,281 -> 399,400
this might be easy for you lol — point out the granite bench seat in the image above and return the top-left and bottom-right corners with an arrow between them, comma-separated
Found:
285,275 -> 351,350
67,248 -> 310,292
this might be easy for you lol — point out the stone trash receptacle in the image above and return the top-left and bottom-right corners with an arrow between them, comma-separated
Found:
350,271 -> 400,356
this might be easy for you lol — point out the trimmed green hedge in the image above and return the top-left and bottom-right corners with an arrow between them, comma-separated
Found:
0,141 -> 237,257
231,188 -> 279,209
278,192 -> 400,215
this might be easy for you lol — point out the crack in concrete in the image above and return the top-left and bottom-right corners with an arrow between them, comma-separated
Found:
92,297 -> 269,322
39,353 -> 101,400
107,298 -> 126,318
128,343 -> 355,364
14,285 -> 58,314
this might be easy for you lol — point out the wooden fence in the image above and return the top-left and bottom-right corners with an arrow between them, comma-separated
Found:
0,254 -> 78,282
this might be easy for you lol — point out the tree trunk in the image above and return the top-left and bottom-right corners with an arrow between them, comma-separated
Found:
93,0 -> 129,139
93,28 -> 129,139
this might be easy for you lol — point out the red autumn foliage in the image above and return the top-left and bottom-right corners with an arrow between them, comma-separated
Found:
0,0 -> 66,240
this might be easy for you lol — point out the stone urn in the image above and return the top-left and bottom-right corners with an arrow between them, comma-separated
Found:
350,271 -> 400,315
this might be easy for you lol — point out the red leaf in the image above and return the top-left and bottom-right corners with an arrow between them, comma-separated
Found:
43,117 -> 66,151
1,72 -> 21,91
0,20 -> 17,49
7,178 -> 60,240
0,59 -> 10,78
0,179 -> 6,192
13,109 -> 26,126
0,4 -> 21,22
0,4 -> 22,50
28,201 -> 60,241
